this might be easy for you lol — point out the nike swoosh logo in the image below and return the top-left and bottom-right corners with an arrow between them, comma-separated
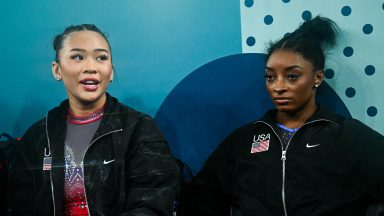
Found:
103,159 -> 115,165
306,143 -> 320,148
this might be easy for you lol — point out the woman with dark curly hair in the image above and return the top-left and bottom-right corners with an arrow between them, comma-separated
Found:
190,16 -> 384,216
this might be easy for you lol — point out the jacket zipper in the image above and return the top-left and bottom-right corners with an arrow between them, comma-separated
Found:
255,119 -> 337,216
270,125 -> 290,216
45,117 -> 56,216
46,113 -> 123,216
82,128 -> 123,216
281,150 -> 288,216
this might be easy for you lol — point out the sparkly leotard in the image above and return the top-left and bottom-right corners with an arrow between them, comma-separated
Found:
64,107 -> 104,216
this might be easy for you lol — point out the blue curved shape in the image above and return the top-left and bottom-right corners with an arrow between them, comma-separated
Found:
155,53 -> 351,174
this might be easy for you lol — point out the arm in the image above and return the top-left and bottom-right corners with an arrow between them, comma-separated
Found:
7,133 -> 39,216
7,120 -> 54,216
350,120 -> 384,201
122,115 -> 180,216
188,136 -> 233,216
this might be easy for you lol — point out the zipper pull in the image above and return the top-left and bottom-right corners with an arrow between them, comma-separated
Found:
281,150 -> 287,161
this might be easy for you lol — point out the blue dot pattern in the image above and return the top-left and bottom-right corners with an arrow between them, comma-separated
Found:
325,69 -> 335,79
341,6 -> 352,16
343,46 -> 354,57
345,87 -> 356,98
244,0 -> 254,8
240,1 -> 384,132
302,10 -> 312,21
367,106 -> 378,117
246,36 -> 256,46
264,15 -> 273,25
362,24 -> 373,34
365,65 -> 375,76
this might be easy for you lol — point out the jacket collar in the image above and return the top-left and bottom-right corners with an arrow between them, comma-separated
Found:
44,93 -> 123,214
47,93 -> 123,139
258,105 -> 342,126
93,93 -> 123,139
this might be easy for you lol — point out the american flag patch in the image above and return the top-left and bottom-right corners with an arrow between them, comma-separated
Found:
43,156 -> 52,171
251,135 -> 270,153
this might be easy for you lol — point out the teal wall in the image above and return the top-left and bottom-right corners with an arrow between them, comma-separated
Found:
0,0 -> 241,136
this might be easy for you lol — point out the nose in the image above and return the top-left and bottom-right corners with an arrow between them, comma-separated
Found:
83,58 -> 97,73
273,78 -> 287,93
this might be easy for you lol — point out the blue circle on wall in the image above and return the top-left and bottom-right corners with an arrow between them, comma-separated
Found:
341,6 -> 352,16
244,0 -> 254,8
155,53 -> 351,174
246,36 -> 256,46
367,106 -> 378,117
363,24 -> 373,34
302,10 -> 312,21
345,87 -> 356,98
325,69 -> 335,79
264,15 -> 274,25
343,46 -> 354,57
365,65 -> 375,76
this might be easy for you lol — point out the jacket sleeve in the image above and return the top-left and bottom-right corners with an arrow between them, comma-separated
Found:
187,134 -> 234,216
7,127 -> 40,216
121,114 -> 180,216
350,120 -> 384,201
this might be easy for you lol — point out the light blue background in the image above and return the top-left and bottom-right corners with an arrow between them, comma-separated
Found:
240,0 -> 384,133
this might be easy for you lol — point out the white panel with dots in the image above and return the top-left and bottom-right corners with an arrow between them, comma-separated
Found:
240,0 -> 384,134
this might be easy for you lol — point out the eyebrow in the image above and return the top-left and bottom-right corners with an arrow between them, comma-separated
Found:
69,48 -> 110,53
265,66 -> 274,71
285,65 -> 302,70
265,65 -> 302,71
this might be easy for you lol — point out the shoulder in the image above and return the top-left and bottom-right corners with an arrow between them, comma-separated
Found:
343,118 -> 383,139
313,107 -> 383,139
20,99 -> 70,150
310,106 -> 346,124
13,117 -> 46,159
25,118 -> 46,135
106,94 -> 149,121
218,119 -> 269,153
227,122 -> 257,141
112,101 -> 164,141
222,110 -> 274,141
115,101 -> 158,127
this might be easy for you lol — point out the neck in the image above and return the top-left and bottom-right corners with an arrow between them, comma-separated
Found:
276,104 -> 317,128
66,104 -> 105,125
68,95 -> 107,116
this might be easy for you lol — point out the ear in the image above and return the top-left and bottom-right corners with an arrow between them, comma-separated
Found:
109,64 -> 114,82
52,61 -> 62,81
314,69 -> 324,87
